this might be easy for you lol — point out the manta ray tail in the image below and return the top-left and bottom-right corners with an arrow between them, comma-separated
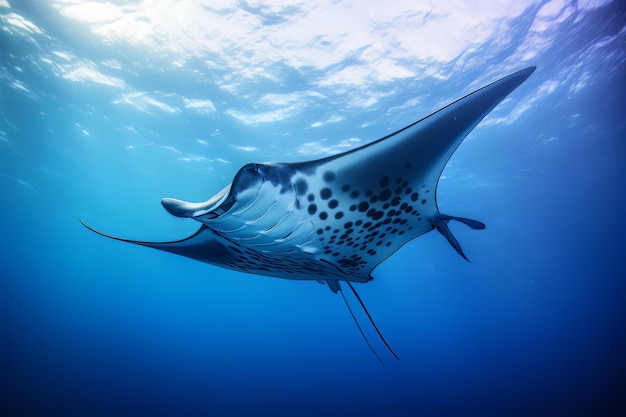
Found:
347,282 -> 400,362
338,284 -> 384,364
331,279 -> 400,363
433,214 -> 486,261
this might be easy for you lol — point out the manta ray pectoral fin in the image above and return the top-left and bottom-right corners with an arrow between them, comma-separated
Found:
432,214 -> 486,262
81,219 -> 153,244
80,220 -> 224,265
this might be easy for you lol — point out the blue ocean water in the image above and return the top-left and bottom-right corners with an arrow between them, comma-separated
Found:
1,1 -> 624,416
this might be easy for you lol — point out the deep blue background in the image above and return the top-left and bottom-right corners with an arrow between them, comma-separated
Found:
1,1 -> 624,416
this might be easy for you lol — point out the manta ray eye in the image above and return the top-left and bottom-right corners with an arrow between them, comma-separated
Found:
232,163 -> 265,195
240,163 -> 262,175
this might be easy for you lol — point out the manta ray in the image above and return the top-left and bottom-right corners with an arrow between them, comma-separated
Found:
82,67 -> 535,362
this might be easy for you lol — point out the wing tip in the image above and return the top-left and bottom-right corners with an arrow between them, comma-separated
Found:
80,218 -> 132,243
517,66 -> 537,82
80,218 -> 208,248
80,218 -> 104,236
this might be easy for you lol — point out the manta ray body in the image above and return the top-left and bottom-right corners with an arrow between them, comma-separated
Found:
83,67 -> 535,361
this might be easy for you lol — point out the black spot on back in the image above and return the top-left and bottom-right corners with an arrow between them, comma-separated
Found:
320,188 -> 332,200
379,189 -> 391,201
323,171 -> 336,182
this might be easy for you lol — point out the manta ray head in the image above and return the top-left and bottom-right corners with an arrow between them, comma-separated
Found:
161,163 -> 268,220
